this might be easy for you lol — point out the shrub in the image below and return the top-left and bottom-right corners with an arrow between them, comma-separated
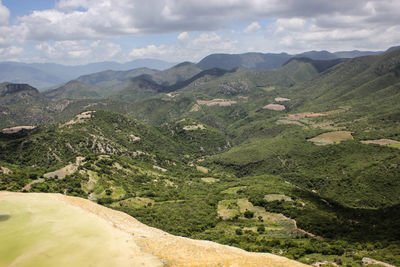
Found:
244,210 -> 254,218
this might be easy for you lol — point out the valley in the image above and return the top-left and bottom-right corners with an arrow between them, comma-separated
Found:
1,48 -> 400,266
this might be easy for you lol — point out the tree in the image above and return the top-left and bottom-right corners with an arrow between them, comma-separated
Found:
244,210 -> 254,218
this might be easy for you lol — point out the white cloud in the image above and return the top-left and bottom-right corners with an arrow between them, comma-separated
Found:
0,1 -> 9,26
0,46 -> 23,60
129,44 -> 168,58
35,40 -> 121,64
5,0 -> 395,43
56,0 -> 88,10
275,18 -> 306,33
244,22 -> 261,34
129,33 -> 238,62
177,32 -> 189,41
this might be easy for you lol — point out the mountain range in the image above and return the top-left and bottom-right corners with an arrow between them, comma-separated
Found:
1,47 -> 396,90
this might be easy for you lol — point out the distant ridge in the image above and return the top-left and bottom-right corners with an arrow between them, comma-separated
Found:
0,59 -> 176,90
196,48 -> 390,71
386,46 -> 400,52
0,46 -> 398,90
197,52 -> 292,70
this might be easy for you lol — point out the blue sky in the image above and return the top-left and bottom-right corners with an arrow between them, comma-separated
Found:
0,0 -> 399,65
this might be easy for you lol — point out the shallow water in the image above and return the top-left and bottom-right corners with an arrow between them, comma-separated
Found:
0,194 -> 134,267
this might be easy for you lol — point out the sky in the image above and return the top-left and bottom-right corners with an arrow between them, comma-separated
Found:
0,0 -> 399,65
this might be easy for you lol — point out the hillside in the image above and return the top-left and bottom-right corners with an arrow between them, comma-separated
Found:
110,62 -> 202,101
124,58 -> 324,126
210,49 -> 400,209
0,83 -> 53,128
44,81 -> 102,100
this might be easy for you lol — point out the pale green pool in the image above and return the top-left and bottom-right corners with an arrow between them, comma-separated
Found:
0,193 -> 134,267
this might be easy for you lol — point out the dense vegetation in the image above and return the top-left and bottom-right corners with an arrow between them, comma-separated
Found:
1,49 -> 400,266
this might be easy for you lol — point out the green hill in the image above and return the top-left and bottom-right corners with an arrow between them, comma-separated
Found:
0,83 -> 53,128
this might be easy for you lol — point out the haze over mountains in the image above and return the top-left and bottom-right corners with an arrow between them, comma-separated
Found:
0,48 -> 394,90
0,59 -> 176,89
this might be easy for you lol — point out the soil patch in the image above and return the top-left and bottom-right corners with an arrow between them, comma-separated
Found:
197,99 -> 237,107
263,104 -> 286,111
21,178 -> 45,191
63,111 -> 95,126
362,257 -> 395,267
1,126 -> 35,134
44,157 -> 85,179
275,97 -> 290,102
183,124 -> 205,131
201,178 -> 219,183
153,165 -> 167,172
288,112 -> 328,120
196,165 -> 209,173
361,139 -> 400,146
129,134 -> 141,142
308,131 -> 353,146
217,200 -> 240,220
0,166 -> 12,174
265,194 -> 293,202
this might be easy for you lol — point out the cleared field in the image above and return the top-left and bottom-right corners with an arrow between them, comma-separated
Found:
263,104 -> 286,111
63,111 -> 95,126
196,165 -> 209,173
237,199 -> 295,227
1,126 -> 35,134
217,199 -> 241,220
197,99 -> 237,106
265,194 -> 293,202
44,157 -> 85,179
201,177 -> 220,183
111,197 -> 154,208
183,124 -> 205,131
217,198 -> 299,238
308,131 -> 353,146
274,97 -> 290,102
288,112 -> 328,120
0,166 -> 12,174
361,139 -> 400,148
0,192 -> 309,267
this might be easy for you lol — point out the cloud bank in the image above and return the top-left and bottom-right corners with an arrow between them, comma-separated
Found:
0,0 -> 399,63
